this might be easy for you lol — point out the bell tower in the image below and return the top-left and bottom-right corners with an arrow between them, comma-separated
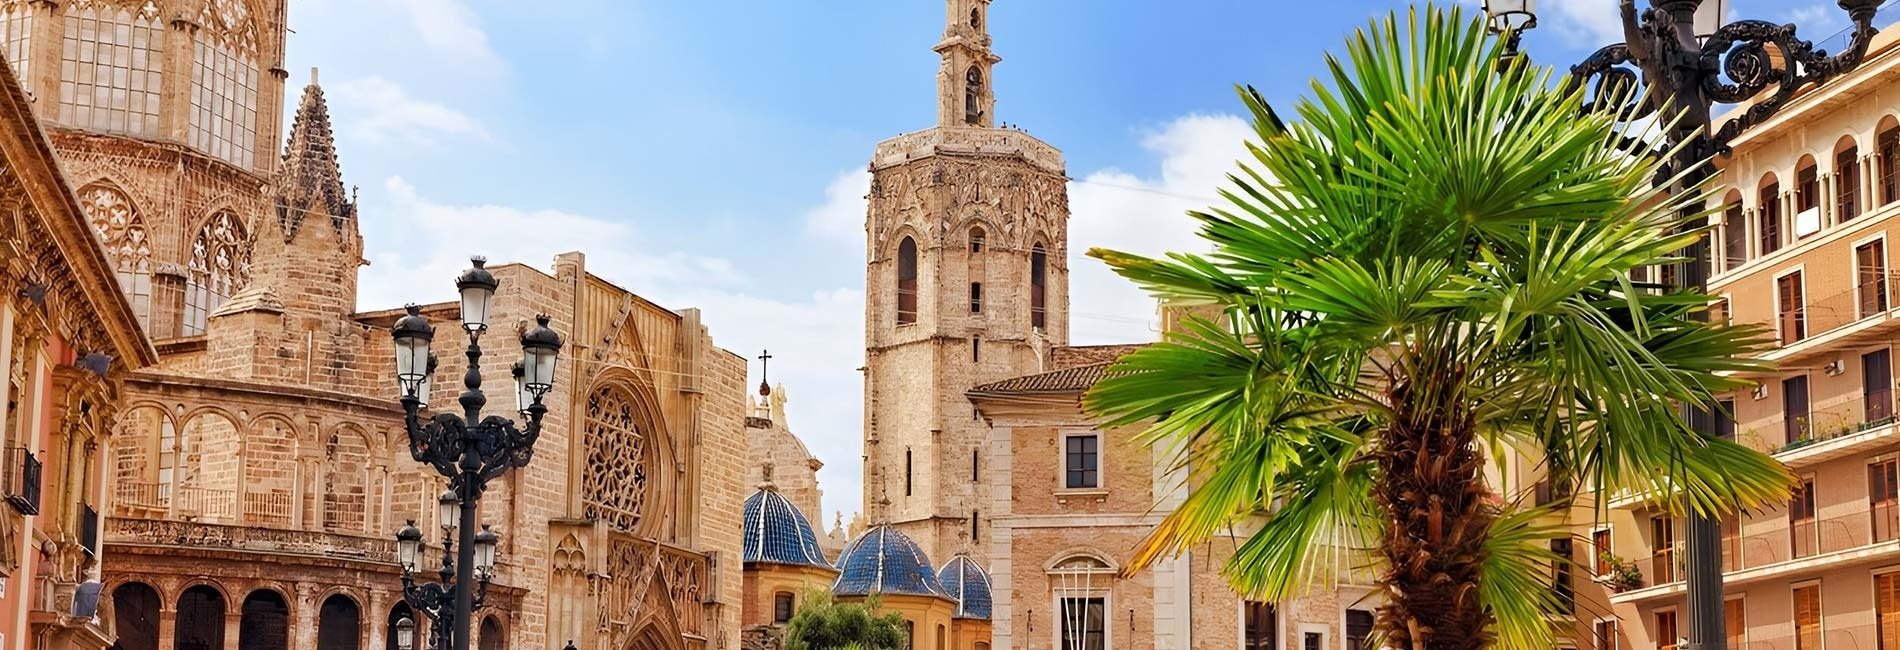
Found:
861,0 -> 1070,565
936,0 -> 999,128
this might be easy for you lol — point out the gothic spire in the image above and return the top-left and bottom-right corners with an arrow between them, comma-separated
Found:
277,67 -> 356,239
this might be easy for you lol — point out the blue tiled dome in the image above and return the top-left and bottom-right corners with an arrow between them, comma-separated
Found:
742,488 -> 830,568
938,554 -> 993,619
831,525 -> 948,598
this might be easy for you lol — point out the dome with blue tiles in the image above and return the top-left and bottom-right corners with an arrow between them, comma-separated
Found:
742,488 -> 830,568
937,554 -> 993,619
831,525 -> 948,599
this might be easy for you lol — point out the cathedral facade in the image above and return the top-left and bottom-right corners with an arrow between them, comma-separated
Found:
1,2 -> 754,649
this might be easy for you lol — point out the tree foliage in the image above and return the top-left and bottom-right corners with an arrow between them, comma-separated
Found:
783,592 -> 909,650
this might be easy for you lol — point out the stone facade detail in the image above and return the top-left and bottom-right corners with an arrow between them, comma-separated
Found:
743,385 -> 845,558
862,0 -> 1070,566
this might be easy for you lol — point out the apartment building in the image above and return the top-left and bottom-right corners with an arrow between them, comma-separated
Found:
1593,24 -> 1900,650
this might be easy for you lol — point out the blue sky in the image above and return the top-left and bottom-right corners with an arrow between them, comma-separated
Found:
283,0 -> 1855,526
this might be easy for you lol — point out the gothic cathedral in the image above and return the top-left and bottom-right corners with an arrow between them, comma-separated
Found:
862,0 -> 1071,565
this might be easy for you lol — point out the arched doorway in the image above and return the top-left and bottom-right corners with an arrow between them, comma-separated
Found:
239,590 -> 291,650
111,583 -> 160,650
478,616 -> 505,650
317,594 -> 362,650
385,603 -> 416,650
174,585 -> 225,650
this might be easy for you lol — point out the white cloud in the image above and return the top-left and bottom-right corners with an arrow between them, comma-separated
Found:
328,77 -> 491,148
804,169 -> 871,248
1540,0 -> 1630,46
391,0 -> 501,69
1067,114 -> 1255,345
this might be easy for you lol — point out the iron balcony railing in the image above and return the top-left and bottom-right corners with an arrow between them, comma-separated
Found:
3,447 -> 42,515
1642,508 -> 1899,588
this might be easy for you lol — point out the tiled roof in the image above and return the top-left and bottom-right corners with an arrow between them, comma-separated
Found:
937,555 -> 994,620
742,488 -> 830,568
832,526 -> 949,599
966,362 -> 1111,395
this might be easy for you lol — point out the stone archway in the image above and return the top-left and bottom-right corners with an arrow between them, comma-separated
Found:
625,624 -> 681,650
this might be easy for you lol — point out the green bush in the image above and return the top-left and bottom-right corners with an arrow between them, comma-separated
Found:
782,591 -> 908,650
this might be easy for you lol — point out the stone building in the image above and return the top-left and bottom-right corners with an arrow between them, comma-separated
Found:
862,0 -> 1070,567
0,1 -> 753,649
737,486 -> 836,650
743,386 -> 846,559
0,48 -> 155,650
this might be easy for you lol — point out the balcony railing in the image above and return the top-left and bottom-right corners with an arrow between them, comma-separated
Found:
243,490 -> 293,526
4,447 -> 42,515
1727,624 -> 1889,650
172,487 -> 236,520
1744,271 -> 1900,349
113,482 -> 166,513
1731,392 -> 1897,461
1642,509 -> 1897,588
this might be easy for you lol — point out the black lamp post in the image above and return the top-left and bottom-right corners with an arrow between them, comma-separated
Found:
391,256 -> 564,650
1483,2 -> 1883,649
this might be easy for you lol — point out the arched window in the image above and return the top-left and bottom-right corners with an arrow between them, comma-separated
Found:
57,2 -> 164,136
175,586 -> 226,650
316,595 -> 361,650
184,210 -> 250,335
155,411 -> 178,503
239,590 -> 290,650
969,227 -> 986,253
969,7 -> 980,28
1837,136 -> 1862,222
384,603 -> 416,650
188,0 -> 260,168
1030,243 -> 1048,329
1795,155 -> 1820,221
323,429 -> 372,534
964,67 -> 983,124
581,383 -> 651,532
897,237 -> 919,325
112,583 -> 161,650
478,616 -> 505,650
176,412 -> 239,519
773,592 -> 796,624
0,3 -> 32,82
1758,175 -> 1783,256
1721,190 -> 1745,272
78,183 -> 154,328
1050,555 -> 1113,650
1880,118 -> 1899,205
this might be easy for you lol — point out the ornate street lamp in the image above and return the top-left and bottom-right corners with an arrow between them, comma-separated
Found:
395,617 -> 417,650
391,256 -> 564,650
1485,3 -> 1883,649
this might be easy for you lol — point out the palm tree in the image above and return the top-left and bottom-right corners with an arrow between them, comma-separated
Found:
1082,6 -> 1793,649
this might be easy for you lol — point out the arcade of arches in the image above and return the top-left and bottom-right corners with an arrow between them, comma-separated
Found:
106,582 -> 512,650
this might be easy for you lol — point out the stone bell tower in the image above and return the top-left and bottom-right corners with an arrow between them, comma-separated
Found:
861,0 -> 1070,565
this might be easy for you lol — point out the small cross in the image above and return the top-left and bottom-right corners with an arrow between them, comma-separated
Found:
757,349 -> 773,396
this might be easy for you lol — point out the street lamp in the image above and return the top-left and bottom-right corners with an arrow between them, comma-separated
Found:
1484,3 -> 1882,649
391,256 -> 564,650
395,617 -> 417,650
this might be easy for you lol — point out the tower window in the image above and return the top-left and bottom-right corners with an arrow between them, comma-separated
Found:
1031,243 -> 1048,329
965,67 -> 983,125
972,335 -> 981,362
773,592 -> 795,624
897,237 -> 918,325
971,510 -> 980,542
905,447 -> 914,496
969,227 -> 985,253
970,282 -> 983,313
970,7 -> 980,28
972,449 -> 979,482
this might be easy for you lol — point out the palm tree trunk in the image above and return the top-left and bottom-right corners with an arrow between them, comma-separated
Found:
1373,354 -> 1494,650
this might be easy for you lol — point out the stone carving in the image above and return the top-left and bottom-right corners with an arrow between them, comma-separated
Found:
872,126 -> 1065,175
198,0 -> 258,51
658,546 -> 707,637
581,384 -> 649,532
188,209 -> 251,303
78,184 -> 152,273
105,518 -> 396,561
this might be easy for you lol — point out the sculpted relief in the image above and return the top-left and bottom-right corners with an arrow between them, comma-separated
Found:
869,157 -> 1068,255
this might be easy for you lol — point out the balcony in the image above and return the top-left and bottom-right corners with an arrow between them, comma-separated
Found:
104,517 -> 396,563
1730,625 -> 1887,650
4,447 -> 42,515
1748,271 -> 1900,365
1611,508 -> 1900,604
1733,391 -> 1900,472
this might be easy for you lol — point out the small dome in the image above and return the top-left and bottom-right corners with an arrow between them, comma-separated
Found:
743,489 -> 830,568
832,525 -> 948,598
938,555 -> 993,619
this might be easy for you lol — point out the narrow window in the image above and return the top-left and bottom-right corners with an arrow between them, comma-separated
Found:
964,67 -> 983,125
1840,147 -> 1862,221
1760,183 -> 1783,255
1882,126 -> 1899,205
1794,583 -> 1821,650
1715,398 -> 1736,441
1720,514 -> 1740,572
1723,201 -> 1746,269
971,449 -> 979,483
970,282 -> 983,313
1031,243 -> 1048,329
896,237 -> 919,325
1551,539 -> 1575,615
1777,271 -> 1805,343
773,592 -> 794,624
1873,457 -> 1898,543
970,510 -> 979,542
1861,239 -> 1889,316
1791,477 -> 1817,559
1303,632 -> 1323,650
904,621 -> 915,650
971,335 -> 981,362
1650,515 -> 1677,584
1726,598 -> 1746,649
1797,162 -> 1820,214
904,447 -> 913,496
1594,619 -> 1619,650
1592,528 -> 1612,575
1656,610 -> 1679,650
1785,375 -> 1811,444
1346,609 -> 1375,649
1058,597 -> 1105,650
1064,434 -> 1099,489
969,227 -> 985,253
1867,349 -> 1893,422
1243,601 -> 1277,650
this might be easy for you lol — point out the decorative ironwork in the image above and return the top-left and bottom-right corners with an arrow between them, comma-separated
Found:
3,447 -> 40,515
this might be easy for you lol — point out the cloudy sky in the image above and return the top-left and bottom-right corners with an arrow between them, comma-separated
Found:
283,0 -> 1871,526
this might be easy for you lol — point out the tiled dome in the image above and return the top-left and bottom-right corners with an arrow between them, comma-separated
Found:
832,525 -> 948,598
937,554 -> 993,619
742,488 -> 830,568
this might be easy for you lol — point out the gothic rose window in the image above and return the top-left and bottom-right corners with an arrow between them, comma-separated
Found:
78,183 -> 154,328
184,209 -> 251,335
582,383 -> 649,532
